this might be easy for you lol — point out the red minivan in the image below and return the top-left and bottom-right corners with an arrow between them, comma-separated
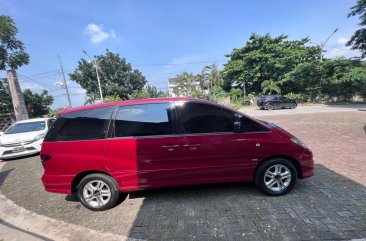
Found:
41,98 -> 314,211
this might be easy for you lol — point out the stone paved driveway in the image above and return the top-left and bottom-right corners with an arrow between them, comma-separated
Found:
0,111 -> 365,240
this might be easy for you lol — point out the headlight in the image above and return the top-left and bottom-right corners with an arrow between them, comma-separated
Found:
290,137 -> 307,149
33,133 -> 45,141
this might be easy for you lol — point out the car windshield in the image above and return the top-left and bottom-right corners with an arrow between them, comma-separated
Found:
5,121 -> 46,134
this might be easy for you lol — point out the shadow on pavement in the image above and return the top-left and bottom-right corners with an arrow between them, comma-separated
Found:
126,164 -> 366,240
0,168 -> 13,188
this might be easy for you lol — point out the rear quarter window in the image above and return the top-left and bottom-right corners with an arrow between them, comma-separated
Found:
44,106 -> 114,142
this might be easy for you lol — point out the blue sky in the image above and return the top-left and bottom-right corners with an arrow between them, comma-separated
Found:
0,0 -> 361,108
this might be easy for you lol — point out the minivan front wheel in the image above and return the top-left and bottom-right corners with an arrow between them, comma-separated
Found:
255,158 -> 297,196
77,173 -> 120,211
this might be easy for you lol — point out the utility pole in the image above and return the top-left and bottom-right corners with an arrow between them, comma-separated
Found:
320,28 -> 338,63
82,50 -> 103,102
58,55 -> 72,108
7,70 -> 29,121
318,28 -> 338,99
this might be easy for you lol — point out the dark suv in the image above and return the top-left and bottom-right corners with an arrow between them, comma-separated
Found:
257,95 -> 297,110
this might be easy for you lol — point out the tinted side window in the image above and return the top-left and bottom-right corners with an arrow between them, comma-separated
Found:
45,107 -> 114,142
179,102 -> 234,134
114,103 -> 174,137
240,116 -> 269,132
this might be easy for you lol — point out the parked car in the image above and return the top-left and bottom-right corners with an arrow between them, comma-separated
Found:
257,95 -> 297,110
0,118 -> 55,160
41,98 -> 314,211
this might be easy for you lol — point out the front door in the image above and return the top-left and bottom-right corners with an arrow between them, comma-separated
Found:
176,101 -> 252,183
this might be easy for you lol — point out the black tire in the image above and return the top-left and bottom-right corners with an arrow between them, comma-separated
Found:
77,173 -> 121,211
266,104 -> 274,110
290,103 -> 296,109
259,107 -> 264,110
255,158 -> 297,196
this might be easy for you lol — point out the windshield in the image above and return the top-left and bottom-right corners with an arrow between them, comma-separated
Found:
5,121 -> 46,134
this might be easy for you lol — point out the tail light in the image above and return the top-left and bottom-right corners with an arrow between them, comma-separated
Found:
40,154 -> 52,163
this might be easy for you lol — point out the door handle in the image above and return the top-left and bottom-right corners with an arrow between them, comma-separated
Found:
183,143 -> 200,147
161,145 -> 180,148
161,144 -> 180,152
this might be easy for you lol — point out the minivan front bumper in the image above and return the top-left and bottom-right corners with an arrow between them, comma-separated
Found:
299,148 -> 314,178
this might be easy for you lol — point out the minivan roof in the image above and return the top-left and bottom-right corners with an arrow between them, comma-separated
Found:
59,97 -> 200,115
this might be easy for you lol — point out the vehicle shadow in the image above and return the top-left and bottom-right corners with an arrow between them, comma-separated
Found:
363,124 -> 366,134
126,164 -> 366,240
0,168 -> 13,188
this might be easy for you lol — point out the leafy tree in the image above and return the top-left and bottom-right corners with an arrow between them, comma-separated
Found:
223,33 -> 320,94
0,16 -> 30,70
261,80 -> 281,94
103,95 -> 122,103
131,84 -> 167,99
0,15 -> 30,120
0,78 -> 12,114
84,92 -> 99,105
230,88 -> 242,101
202,63 -> 223,87
23,89 -> 54,118
347,0 -> 366,58
172,72 -> 205,98
69,50 -> 147,100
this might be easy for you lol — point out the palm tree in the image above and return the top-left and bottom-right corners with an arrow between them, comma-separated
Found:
261,80 -> 281,94
230,88 -> 242,101
202,63 -> 223,86
84,92 -> 99,105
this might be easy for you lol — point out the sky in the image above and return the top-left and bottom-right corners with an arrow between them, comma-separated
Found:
0,0 -> 362,109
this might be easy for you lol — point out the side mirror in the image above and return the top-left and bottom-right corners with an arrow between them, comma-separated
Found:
0,132 -> 3,136
234,121 -> 242,133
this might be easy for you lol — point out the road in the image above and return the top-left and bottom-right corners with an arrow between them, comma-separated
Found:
238,103 -> 366,117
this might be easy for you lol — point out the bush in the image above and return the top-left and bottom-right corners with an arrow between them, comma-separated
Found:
285,92 -> 308,103
241,92 -> 256,106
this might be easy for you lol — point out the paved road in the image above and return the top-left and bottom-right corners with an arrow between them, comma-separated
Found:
0,110 -> 365,240
238,103 -> 366,117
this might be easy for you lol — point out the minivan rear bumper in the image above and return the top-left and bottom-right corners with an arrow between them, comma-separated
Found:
42,173 -> 73,194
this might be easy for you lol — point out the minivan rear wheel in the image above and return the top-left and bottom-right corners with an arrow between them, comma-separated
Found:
77,173 -> 120,211
255,158 -> 297,196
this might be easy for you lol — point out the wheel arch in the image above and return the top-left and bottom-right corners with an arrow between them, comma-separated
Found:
71,170 -> 113,193
254,155 -> 303,179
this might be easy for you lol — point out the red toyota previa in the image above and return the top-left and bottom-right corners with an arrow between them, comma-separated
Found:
41,98 -> 314,211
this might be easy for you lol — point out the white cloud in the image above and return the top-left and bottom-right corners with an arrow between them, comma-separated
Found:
337,37 -> 349,45
20,82 -> 43,91
326,46 -> 360,59
84,24 -> 116,44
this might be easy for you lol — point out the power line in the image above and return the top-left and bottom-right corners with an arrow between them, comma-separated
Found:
18,74 -> 56,87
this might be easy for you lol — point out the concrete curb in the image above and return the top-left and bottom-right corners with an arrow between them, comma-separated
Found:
0,162 -> 141,241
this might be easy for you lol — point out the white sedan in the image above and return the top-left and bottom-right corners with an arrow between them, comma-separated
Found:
0,118 -> 55,160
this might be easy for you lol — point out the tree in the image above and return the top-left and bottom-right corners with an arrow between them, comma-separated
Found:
172,72 -> 205,98
202,63 -> 223,87
103,95 -> 122,103
230,88 -> 242,101
131,84 -> 167,99
84,92 -> 99,105
347,0 -> 366,58
0,15 -> 30,120
0,78 -> 12,114
23,89 -> 54,118
261,80 -> 281,94
222,33 -> 320,94
69,50 -> 147,100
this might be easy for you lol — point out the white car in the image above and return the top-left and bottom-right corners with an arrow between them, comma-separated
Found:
0,118 -> 55,160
